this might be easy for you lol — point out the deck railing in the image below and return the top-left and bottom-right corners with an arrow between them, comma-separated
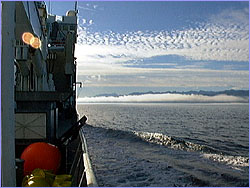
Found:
70,128 -> 98,187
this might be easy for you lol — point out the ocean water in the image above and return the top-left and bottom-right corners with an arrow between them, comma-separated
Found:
77,103 -> 249,187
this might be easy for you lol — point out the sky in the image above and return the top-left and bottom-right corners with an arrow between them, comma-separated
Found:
48,1 -> 249,97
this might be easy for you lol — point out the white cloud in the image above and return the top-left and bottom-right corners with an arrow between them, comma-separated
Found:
77,18 -> 248,63
78,4 -> 102,12
77,67 -> 249,88
77,93 -> 248,103
78,5 -> 95,12
209,7 -> 249,27
75,7 -> 249,90
89,20 -> 93,25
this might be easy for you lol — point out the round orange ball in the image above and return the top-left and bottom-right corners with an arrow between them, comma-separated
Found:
21,142 -> 61,175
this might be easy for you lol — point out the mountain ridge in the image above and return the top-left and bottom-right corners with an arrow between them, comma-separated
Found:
94,89 -> 249,97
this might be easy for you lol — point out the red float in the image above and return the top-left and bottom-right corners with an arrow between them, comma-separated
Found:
21,142 -> 61,175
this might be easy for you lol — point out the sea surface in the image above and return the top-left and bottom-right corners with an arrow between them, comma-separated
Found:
77,103 -> 249,187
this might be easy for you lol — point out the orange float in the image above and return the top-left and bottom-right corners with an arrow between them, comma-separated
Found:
21,142 -> 61,175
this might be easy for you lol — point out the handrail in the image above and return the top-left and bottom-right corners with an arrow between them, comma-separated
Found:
79,128 -> 98,187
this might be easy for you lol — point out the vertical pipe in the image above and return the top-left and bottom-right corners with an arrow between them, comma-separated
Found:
1,1 -> 16,187
75,1 -> 77,12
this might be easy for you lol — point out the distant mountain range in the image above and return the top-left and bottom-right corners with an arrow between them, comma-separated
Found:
95,89 -> 249,97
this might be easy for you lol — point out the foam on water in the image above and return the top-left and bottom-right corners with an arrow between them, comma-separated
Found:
133,131 -> 249,170
202,153 -> 249,168
133,131 -> 216,153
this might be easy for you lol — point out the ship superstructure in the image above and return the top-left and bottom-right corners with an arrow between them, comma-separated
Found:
14,1 -> 78,142
1,1 -> 97,186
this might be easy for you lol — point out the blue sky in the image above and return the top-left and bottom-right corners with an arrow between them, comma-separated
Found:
48,1 -> 249,97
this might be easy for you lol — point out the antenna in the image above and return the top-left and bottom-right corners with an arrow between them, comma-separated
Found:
51,2 -> 52,14
48,1 -> 50,14
75,1 -> 78,13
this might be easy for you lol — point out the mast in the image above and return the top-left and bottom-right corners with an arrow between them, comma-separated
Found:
1,1 -> 16,186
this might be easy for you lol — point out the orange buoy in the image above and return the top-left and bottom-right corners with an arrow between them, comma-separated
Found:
21,142 -> 61,175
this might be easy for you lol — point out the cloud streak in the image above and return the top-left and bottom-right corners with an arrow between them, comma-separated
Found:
77,68 -> 249,89
77,94 -> 248,103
